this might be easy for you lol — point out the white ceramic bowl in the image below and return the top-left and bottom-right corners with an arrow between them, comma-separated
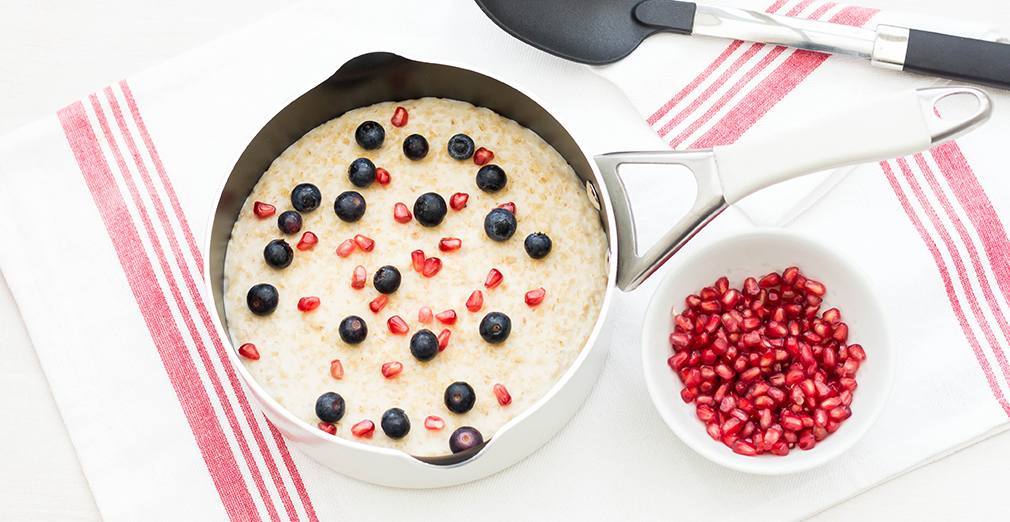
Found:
641,229 -> 894,474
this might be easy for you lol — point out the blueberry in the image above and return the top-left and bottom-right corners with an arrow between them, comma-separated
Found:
479,312 -> 511,344
338,315 -> 368,344
413,192 -> 447,227
348,158 -> 376,187
475,164 -> 507,193
444,381 -> 476,414
247,283 -> 279,316
410,329 -> 439,362
402,134 -> 429,160
315,392 -> 345,423
449,426 -> 484,454
355,120 -> 385,150
483,208 -> 517,241
524,232 -> 552,259
334,191 -> 366,222
373,265 -> 401,294
263,239 -> 293,268
447,133 -> 475,160
381,408 -> 410,439
290,183 -> 322,212
277,210 -> 303,235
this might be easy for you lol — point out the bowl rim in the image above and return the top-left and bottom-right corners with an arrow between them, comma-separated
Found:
201,51 -> 622,469
640,228 -> 895,475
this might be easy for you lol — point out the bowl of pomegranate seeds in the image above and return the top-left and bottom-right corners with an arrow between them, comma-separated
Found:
642,230 -> 894,474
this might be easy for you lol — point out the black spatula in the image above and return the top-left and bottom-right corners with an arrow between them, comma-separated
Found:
474,0 -> 1010,89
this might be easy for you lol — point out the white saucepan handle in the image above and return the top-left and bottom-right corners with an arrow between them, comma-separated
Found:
712,86 -> 991,204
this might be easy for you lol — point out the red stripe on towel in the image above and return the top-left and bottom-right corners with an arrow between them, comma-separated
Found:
913,153 -> 1010,388
932,143 -> 1010,323
881,160 -> 1010,417
101,88 -> 297,521
663,0 -> 844,145
647,0 -> 796,126
116,81 -> 319,522
58,100 -> 263,520
687,5 -> 878,148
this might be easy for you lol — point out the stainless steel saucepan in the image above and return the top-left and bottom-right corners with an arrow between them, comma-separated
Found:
205,51 -> 990,487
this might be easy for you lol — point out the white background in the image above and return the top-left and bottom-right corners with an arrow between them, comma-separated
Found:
2,0 -> 1010,519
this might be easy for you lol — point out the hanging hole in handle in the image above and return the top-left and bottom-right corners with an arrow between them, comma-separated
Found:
916,86 -> 992,144
933,90 -> 981,120
616,162 -> 697,256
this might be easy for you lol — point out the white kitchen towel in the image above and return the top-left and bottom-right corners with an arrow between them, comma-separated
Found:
1,0 -> 1009,520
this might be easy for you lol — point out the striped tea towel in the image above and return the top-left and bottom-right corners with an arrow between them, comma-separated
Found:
0,0 -> 1008,520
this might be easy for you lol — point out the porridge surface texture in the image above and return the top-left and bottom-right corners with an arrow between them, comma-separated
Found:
224,98 -> 608,456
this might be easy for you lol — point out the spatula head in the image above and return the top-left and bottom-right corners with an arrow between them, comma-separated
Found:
474,0 -> 657,65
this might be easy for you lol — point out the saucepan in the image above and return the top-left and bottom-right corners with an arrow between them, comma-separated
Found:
204,51 -> 990,487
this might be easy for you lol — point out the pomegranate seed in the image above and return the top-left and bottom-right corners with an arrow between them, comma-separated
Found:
666,331 -> 690,347
797,430 -> 816,450
706,423 -> 722,440
473,147 -> 494,165
743,277 -> 760,296
497,202 -> 516,215
238,343 -> 260,360
781,412 -> 803,431
681,388 -> 697,403
354,234 -> 375,252
422,257 -> 442,277
439,237 -> 462,252
375,167 -> 391,185
387,315 -> 409,334
733,440 -> 758,456
822,307 -> 841,324
297,231 -> 318,251
336,239 -> 356,257
435,309 -> 457,325
722,417 -> 743,436
828,405 -> 851,421
351,265 -> 367,289
329,359 -> 344,380
466,290 -> 484,312
525,287 -> 547,306
351,420 -> 375,438
450,192 -> 469,211
318,422 -> 337,435
418,306 -> 433,324
424,416 -> 445,431
393,202 -> 413,223
832,322 -> 849,343
758,273 -> 781,288
721,289 -> 741,308
668,352 -> 688,370
297,296 -> 320,312
437,329 -> 451,351
804,279 -> 826,296
391,106 -> 408,127
368,295 -> 388,313
848,344 -> 866,361
782,266 -> 800,285
381,361 -> 403,378
411,250 -> 425,272
253,201 -> 276,218
485,268 -> 504,289
696,404 -> 716,422
493,383 -> 512,406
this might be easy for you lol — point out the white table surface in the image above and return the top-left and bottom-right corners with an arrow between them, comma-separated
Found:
3,0 -> 1010,519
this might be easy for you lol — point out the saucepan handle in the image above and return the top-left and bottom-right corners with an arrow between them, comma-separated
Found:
713,86 -> 991,204
595,86 -> 990,292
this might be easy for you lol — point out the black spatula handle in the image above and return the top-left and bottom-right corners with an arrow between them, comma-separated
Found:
902,29 -> 1010,89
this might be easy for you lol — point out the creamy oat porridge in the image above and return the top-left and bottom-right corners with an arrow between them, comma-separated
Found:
224,98 -> 608,456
